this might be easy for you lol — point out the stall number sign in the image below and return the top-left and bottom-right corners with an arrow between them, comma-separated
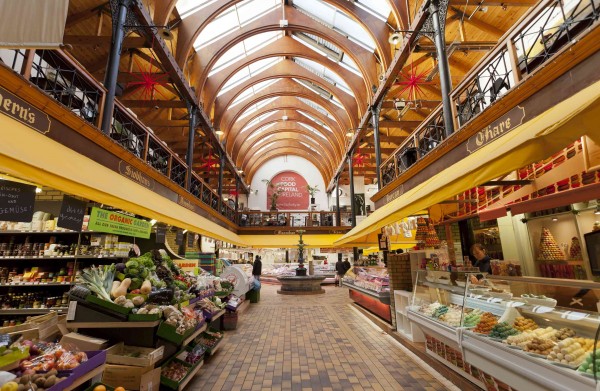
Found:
57,195 -> 87,231
88,207 -> 151,239
0,180 -> 36,222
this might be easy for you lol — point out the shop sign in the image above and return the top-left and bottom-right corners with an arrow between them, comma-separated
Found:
177,195 -> 196,211
118,161 -> 154,189
267,171 -> 309,210
57,195 -> 87,231
175,259 -> 198,273
466,106 -> 526,154
155,226 -> 166,244
385,186 -> 404,205
88,206 -> 151,238
0,86 -> 51,134
0,180 -> 36,222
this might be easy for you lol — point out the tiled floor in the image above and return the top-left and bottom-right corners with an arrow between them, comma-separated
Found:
187,284 -> 457,391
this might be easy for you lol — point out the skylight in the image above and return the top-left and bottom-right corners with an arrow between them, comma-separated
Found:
298,122 -> 327,139
293,0 -> 376,51
247,123 -> 276,140
355,0 -> 392,22
254,133 -> 276,147
219,58 -> 283,96
239,110 -> 279,133
238,97 -> 278,121
208,32 -> 284,76
293,58 -> 354,97
290,32 -> 362,77
298,110 -> 332,132
255,141 -> 276,155
230,79 -> 279,108
176,0 -> 217,18
194,0 -> 280,50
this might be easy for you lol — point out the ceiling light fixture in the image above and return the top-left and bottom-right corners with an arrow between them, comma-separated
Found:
215,129 -> 224,136
282,115 -> 288,121
346,130 -> 354,137
150,219 -> 157,226
35,187 -> 42,193
552,217 -> 558,222
388,31 -> 402,45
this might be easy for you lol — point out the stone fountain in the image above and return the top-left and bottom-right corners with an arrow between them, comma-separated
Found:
277,230 -> 325,295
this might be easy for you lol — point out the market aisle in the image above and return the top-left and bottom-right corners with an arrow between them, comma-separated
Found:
187,284 -> 457,391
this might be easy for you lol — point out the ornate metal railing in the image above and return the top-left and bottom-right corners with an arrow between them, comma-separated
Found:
238,211 -> 353,228
380,0 -> 600,189
0,48 -> 239,225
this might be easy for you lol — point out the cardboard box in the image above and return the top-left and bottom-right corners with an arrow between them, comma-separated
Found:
106,342 -> 164,367
60,332 -> 109,351
103,364 -> 161,391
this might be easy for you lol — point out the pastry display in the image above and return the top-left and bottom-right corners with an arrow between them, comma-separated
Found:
513,317 -> 538,332
489,322 -> 520,340
439,310 -> 462,327
419,302 -> 442,317
578,350 -> 600,375
538,227 -> 565,260
415,217 -> 428,246
554,328 -> 576,341
569,237 -> 582,260
431,305 -> 449,319
462,309 -> 483,327
473,312 -> 497,334
524,337 -> 556,356
547,338 -> 590,366
506,327 -> 558,348
425,222 -> 441,248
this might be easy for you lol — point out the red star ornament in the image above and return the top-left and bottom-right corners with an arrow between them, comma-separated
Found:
229,189 -> 239,198
199,155 -> 218,171
353,149 -> 368,168
126,55 -> 170,101
394,63 -> 434,101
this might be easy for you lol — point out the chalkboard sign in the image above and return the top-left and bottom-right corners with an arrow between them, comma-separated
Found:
187,232 -> 195,247
57,195 -> 87,231
155,226 -> 166,244
0,180 -> 36,222
176,229 -> 183,245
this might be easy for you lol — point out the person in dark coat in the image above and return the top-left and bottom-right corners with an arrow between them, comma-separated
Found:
335,258 -> 345,287
252,255 -> 262,280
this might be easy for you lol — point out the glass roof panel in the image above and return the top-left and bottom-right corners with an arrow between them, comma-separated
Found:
238,97 -> 278,121
355,0 -> 392,22
194,0 -> 280,50
293,58 -> 354,97
208,32 -> 283,76
247,123 -> 276,139
176,0 -> 218,18
219,57 -> 282,96
293,0 -> 376,51
230,79 -> 279,108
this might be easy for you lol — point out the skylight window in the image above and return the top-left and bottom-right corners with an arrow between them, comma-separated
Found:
255,141 -> 276,155
230,79 -> 279,108
297,99 -> 334,120
194,0 -> 280,50
208,32 -> 283,76
290,32 -> 362,77
293,58 -> 354,97
293,0 -> 376,51
298,122 -> 327,139
254,133 -> 276,146
238,97 -> 278,121
219,57 -> 282,96
177,0 -> 218,19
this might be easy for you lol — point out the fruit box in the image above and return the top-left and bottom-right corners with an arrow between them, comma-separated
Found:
128,312 -> 161,322
84,382 -> 115,391
160,358 -> 193,390
103,364 -> 160,391
106,342 -> 164,367
156,322 -> 195,345
58,350 -> 107,378
86,295 -> 132,315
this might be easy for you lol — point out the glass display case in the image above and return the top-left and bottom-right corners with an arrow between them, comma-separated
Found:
407,270 -> 600,391
345,266 -> 391,322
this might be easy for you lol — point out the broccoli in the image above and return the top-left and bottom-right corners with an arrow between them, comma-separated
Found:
125,260 -> 140,269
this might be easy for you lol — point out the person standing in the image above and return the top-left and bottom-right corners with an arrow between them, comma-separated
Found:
470,243 -> 492,274
252,255 -> 262,281
335,258 -> 345,287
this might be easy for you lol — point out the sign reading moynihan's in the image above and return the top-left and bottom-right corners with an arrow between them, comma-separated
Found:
0,86 -> 51,134
118,161 -> 154,189
466,106 -> 526,154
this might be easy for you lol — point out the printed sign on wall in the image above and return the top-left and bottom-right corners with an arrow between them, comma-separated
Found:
266,171 -> 309,210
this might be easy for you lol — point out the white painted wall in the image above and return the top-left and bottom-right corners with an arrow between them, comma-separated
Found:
248,156 -> 328,211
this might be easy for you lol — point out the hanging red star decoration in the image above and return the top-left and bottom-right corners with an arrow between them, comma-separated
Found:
353,148 -> 369,168
394,62 -> 434,101
199,155 -> 218,172
229,189 -> 239,198
126,40 -> 170,101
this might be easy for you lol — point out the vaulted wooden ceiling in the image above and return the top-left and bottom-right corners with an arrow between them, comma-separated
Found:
65,0 -> 536,190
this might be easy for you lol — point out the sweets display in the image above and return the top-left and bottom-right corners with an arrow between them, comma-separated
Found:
578,350 -> 600,375
513,317 -> 538,332
538,227 -> 565,260
439,309 -> 462,327
431,305 -> 449,319
524,337 -> 555,355
462,309 -> 483,327
548,338 -> 593,366
569,237 -> 582,260
506,327 -> 558,348
555,328 -> 576,341
488,322 -> 520,340
472,312 -> 497,334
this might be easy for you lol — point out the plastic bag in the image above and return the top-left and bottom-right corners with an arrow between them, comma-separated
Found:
253,279 -> 261,291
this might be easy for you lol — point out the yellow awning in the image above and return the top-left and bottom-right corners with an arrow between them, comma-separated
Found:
240,234 -> 343,248
335,79 -> 600,245
363,243 -> 415,255
0,113 -> 247,246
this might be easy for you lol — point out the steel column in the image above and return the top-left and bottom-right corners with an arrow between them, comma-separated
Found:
335,177 -> 341,227
371,101 -> 384,190
218,153 -> 225,198
186,105 -> 196,190
101,0 -> 130,135
348,151 -> 356,228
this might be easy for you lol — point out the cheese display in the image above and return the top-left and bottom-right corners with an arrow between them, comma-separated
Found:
538,227 -> 565,260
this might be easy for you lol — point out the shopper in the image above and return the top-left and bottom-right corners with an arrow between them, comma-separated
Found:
252,255 -> 262,281
470,243 -> 492,274
343,257 -> 351,274
335,258 -> 345,287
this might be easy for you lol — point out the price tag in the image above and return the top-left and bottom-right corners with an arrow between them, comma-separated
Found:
561,311 -> 589,321
67,301 -> 77,321
506,301 -> 525,308
487,297 -> 503,304
532,306 -> 554,314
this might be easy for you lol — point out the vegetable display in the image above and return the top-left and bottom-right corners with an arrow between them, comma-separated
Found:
77,265 -> 115,302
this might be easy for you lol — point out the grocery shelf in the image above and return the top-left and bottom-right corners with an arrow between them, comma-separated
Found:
183,323 -> 208,346
0,307 -> 68,315
0,282 -> 74,287
177,360 -> 204,391
63,364 -> 106,391
66,320 -> 161,328
210,309 -> 226,322
0,230 -> 80,234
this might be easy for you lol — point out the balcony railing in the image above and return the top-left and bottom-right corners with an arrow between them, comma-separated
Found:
380,0 -> 600,188
0,48 -> 238,224
238,211 -> 354,228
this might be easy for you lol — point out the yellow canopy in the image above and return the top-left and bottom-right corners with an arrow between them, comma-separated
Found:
335,79 -> 600,245
239,234 -> 343,248
0,113 -> 247,246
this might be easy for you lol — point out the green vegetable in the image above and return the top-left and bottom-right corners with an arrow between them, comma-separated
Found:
77,264 -> 115,302
126,268 -> 140,276
130,278 -> 143,290
126,260 -> 140,269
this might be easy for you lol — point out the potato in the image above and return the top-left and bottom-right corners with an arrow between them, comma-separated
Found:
43,376 -> 57,388
17,385 -> 25,391
20,375 -> 31,385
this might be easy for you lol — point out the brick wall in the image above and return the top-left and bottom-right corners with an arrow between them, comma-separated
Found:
387,253 -> 412,328
35,187 -> 64,202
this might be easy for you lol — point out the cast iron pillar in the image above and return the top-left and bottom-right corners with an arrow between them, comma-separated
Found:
185,104 -> 196,190
101,0 -> 131,135
235,179 -> 239,212
371,98 -> 384,190
335,177 -> 341,227
430,0 -> 455,138
348,151 -> 356,228
217,152 -> 225,201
